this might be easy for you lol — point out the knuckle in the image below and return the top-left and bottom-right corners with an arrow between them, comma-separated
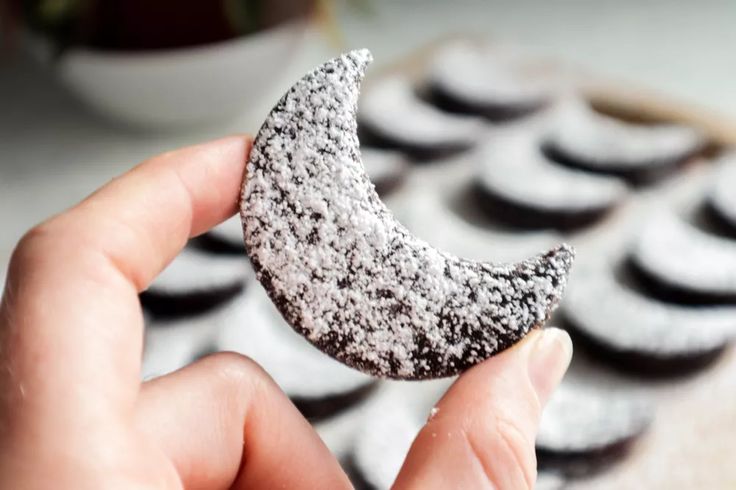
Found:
201,351 -> 272,398
11,222 -> 57,268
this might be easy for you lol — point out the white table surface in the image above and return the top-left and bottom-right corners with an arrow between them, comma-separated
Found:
1,0 -> 735,269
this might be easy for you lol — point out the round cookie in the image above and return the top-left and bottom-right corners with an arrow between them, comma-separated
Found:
426,41 -> 552,122
358,76 -> 483,159
629,211 -> 736,304
562,262 -> 736,374
542,98 -> 706,185
216,287 -> 378,421
240,49 -> 575,380
537,382 -> 653,476
473,131 -> 626,230
140,246 -> 251,319
361,148 -> 410,197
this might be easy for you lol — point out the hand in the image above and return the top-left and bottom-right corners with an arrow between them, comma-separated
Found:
0,136 -> 572,489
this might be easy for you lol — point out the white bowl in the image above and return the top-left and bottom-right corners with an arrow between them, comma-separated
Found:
37,21 -> 307,129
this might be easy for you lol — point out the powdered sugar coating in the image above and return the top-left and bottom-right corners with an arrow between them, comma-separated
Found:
216,287 -> 374,399
427,41 -> 552,112
545,98 -> 705,172
361,147 -> 409,196
631,210 -> 736,297
477,131 -> 626,211
240,50 -> 574,379
537,382 -> 653,453
563,263 -> 736,356
359,76 -> 482,149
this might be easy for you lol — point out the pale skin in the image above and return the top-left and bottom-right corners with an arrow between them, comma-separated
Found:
0,136 -> 573,489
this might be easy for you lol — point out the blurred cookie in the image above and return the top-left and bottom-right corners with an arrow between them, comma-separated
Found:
537,382 -> 653,476
216,288 -> 377,421
140,246 -> 250,318
562,262 -> 736,374
142,305 -> 227,380
358,76 -> 483,159
193,216 -> 246,255
629,211 -> 736,304
473,132 -> 626,230
426,41 -> 552,122
348,381 -> 450,490
542,98 -> 706,184
362,148 -> 410,197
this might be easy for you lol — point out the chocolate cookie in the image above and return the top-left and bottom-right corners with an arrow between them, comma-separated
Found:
141,304 -> 228,380
348,381 -> 449,490
358,76 -> 483,160
537,382 -> 653,476
562,263 -> 736,374
361,148 -> 410,197
216,287 -> 377,421
629,211 -> 736,305
473,132 -> 626,230
140,246 -> 250,319
542,98 -> 706,185
425,41 -> 552,122
240,49 -> 574,380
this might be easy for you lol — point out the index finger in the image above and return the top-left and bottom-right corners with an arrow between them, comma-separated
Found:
0,136 -> 251,424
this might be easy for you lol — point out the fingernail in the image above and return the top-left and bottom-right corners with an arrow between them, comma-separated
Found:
527,327 -> 573,405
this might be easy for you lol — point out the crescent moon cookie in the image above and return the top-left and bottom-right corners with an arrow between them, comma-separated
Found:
140,246 -> 251,319
215,288 -> 377,421
473,131 -> 627,230
542,98 -> 706,185
536,382 -> 653,476
361,148 -> 410,197
629,210 -> 736,305
562,262 -> 736,374
240,50 -> 575,380
426,41 -> 552,122
358,76 -> 483,159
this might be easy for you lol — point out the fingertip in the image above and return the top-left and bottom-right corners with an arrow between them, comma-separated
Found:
394,328 -> 572,490
526,327 -> 572,407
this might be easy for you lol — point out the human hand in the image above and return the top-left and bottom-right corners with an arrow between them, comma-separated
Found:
0,136 -> 572,489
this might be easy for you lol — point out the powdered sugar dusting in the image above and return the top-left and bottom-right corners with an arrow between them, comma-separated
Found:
546,97 -> 705,169
477,130 -> 626,211
563,262 -> 736,356
240,49 -> 574,380
428,41 -> 552,109
359,76 -> 482,147
632,210 -> 736,295
537,382 -> 653,453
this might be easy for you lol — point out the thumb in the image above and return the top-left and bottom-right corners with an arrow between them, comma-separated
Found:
393,327 -> 572,490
